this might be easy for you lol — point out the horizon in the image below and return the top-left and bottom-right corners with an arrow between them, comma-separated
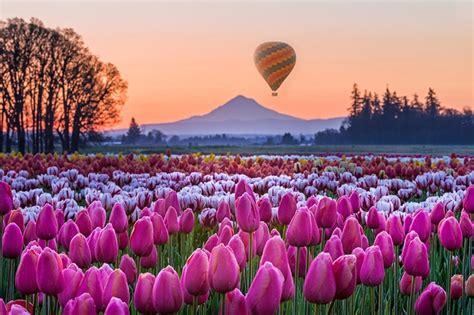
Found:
1,0 -> 472,129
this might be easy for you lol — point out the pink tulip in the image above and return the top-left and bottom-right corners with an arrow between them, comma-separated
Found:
204,234 -> 220,252
218,225 -> 233,245
88,202 -> 106,229
109,202 -> 128,233
6,209 -> 24,231
165,190 -> 182,214
235,193 -> 260,233
463,185 -> 474,213
410,210 -> 431,242
399,271 -> 422,295
96,224 -> 118,264
119,254 -> 137,284
246,262 -> 284,315
287,207 -> 312,247
237,230 -> 257,261
76,210 -> 93,237
438,217 -> 462,251
36,204 -> 58,240
303,252 -> 336,304
352,247 -> 365,284
257,197 -> 273,223
150,213 -> 169,245
130,217 -> 154,257
360,246 -> 385,286
134,273 -> 156,314
23,220 -> 38,245
403,236 -> 429,278
332,254 -> 357,299
140,245 -> 158,269
324,235 -> 344,261
76,267 -> 104,311
2,223 -> 22,258
36,247 -> 64,295
69,234 -> 91,269
315,197 -> 337,229
60,220 -> 79,251
415,282 -> 446,315
459,211 -> 472,238
337,196 -> 353,220
341,217 -> 362,254
222,289 -> 249,315
366,206 -> 380,229
0,298 -> 5,315
465,274 -> 474,297
287,246 -> 310,278
278,192 -> 297,225
228,235 -> 247,270
234,179 -> 255,202
254,222 -> 270,256
183,289 -> 209,306
208,244 -> 240,293
430,202 -> 445,225
374,231 -> 395,268
152,266 -> 183,314
63,293 -> 96,315
386,215 -> 405,246
15,248 -> 39,295
0,182 -> 14,215
182,249 -> 210,296
217,201 -> 232,222
179,208 -> 194,234
103,269 -> 130,306
58,266 -> 83,307
55,209 -> 65,230
349,191 -> 360,212
450,274 -> 463,300
164,206 -> 180,235
309,212 -> 321,246
104,297 -> 129,315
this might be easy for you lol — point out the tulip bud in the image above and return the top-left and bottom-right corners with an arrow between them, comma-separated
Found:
386,215 -> 404,246
222,289 -> 248,315
403,236 -> 429,278
2,223 -> 23,258
349,191 -> 360,213
58,266 -> 83,307
254,222 -> 270,256
15,248 -> 39,295
366,207 -> 380,229
60,220 -> 79,251
208,244 -> 240,293
304,252 -> 336,304
257,197 -> 273,223
109,203 -> 128,233
88,202 -> 106,229
466,274 -> 474,297
37,247 -> 64,295
235,193 -> 260,233
150,213 -> 169,245
140,245 -> 158,269
287,207 -> 312,247
23,220 -> 38,245
399,271 -> 422,295
341,217 -> 362,254
415,282 -> 446,315
337,196 -> 353,220
316,197 -> 337,229
438,217 -> 463,251
332,254 -> 357,299
459,211 -> 472,238
0,298 -> 6,315
352,247 -> 365,284
430,202 -> 445,225
217,201 -> 231,223
228,235 -> 247,270
324,235 -> 344,261
104,297 -> 129,315
204,234 -> 219,253
0,182 -> 14,215
235,179 -> 255,202
76,267 -> 104,312
76,210 -> 93,237
103,269 -> 130,307
360,246 -> 385,287
179,208 -> 194,234
63,293 -> 96,315
463,185 -> 474,213
450,274 -> 463,300
246,262 -> 284,314
164,206 -> 180,235
374,231 -> 395,268
119,254 -> 137,284
410,210 -> 431,242
218,225 -> 233,245
96,224 -> 118,264
69,234 -> 91,269
36,204 -> 58,240
153,266 -> 183,314
278,192 -> 297,226
130,217 -> 154,257
134,273 -> 156,313
182,249 -> 209,297
7,209 -> 24,231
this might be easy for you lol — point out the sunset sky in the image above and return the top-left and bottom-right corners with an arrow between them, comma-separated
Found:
1,0 -> 472,129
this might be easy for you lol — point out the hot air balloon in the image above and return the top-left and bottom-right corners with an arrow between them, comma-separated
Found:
254,42 -> 296,96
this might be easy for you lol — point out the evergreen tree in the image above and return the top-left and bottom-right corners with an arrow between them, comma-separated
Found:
425,88 -> 441,117
126,117 -> 141,144
348,83 -> 362,117
411,94 -> 424,112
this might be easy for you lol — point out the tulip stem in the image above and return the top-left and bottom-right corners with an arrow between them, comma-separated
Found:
378,282 -> 383,315
447,254 -> 452,315
192,295 -> 198,315
294,247 -> 300,315
248,231 -> 253,288
409,275 -> 416,315
371,286 -> 375,315
221,293 -> 226,315
326,300 -> 335,315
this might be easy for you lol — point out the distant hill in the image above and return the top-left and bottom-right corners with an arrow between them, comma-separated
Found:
110,95 -> 344,136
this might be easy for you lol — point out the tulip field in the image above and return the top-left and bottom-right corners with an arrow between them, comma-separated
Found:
0,152 -> 472,315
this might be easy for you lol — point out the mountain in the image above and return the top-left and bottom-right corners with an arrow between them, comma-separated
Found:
112,95 -> 344,136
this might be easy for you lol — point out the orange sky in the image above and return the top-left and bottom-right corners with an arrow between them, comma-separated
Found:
2,1 -> 472,128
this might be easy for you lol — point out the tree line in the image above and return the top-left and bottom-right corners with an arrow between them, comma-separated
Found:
315,84 -> 473,144
0,18 -> 127,153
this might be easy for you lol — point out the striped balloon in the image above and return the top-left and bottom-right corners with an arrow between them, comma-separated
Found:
254,42 -> 296,96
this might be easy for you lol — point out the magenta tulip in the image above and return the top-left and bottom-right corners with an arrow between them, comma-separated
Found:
164,206 -> 180,235
386,215 -> 405,246
332,254 -> 357,300
287,207 -> 312,247
341,217 -> 362,254
438,217 -> 463,251
208,244 -> 240,293
222,289 -> 249,315
337,196 -> 353,220
134,273 -> 156,314
15,248 -> 39,294
130,217 -> 154,257
119,254 -> 137,284
315,197 -> 337,229
104,297 -> 129,315
96,224 -> 118,264
58,266 -> 83,307
234,179 -> 255,202
76,210 -> 93,237
324,235 -> 344,261
140,245 -> 158,269
352,247 -> 365,284
150,213 -> 169,245
183,249 -> 209,296
23,220 -> 38,245
228,235 -> 247,270
179,208 -> 194,234
235,193 -> 260,233
403,236 -> 430,278
2,223 -> 22,258
109,202 -> 128,233
399,271 -> 422,295
152,266 -> 183,314
103,269 -> 130,306
463,185 -> 474,213
410,210 -> 431,242
63,293 -> 96,315
36,247 -> 64,295
430,202 -> 445,225
36,204 -> 58,240
366,206 -> 380,229
257,197 -> 273,223
217,201 -> 232,222
303,252 -> 336,304
374,231 -> 395,268
360,246 -> 385,286
69,234 -> 91,269
415,282 -> 446,315
450,275 -> 463,300
88,202 -> 106,229
349,191 -> 360,212
246,262 -> 284,314
0,182 -> 13,215
278,192 -> 297,225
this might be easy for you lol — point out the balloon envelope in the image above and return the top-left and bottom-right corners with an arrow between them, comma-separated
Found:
254,42 -> 296,95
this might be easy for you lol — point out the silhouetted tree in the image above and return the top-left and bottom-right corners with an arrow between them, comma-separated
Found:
125,118 -> 141,144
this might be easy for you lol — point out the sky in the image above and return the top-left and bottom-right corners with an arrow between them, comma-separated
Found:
1,0 -> 472,128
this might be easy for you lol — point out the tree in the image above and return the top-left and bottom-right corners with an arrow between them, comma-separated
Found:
281,133 -> 298,145
125,118 -> 141,144
425,88 -> 441,117
348,83 -> 362,117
